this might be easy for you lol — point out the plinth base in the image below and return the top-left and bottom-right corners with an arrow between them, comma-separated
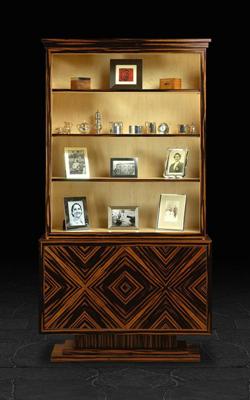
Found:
51,339 -> 200,362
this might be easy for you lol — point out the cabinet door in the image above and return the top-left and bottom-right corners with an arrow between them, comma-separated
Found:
42,244 -> 210,333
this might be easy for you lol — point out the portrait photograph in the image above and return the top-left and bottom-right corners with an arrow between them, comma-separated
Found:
64,196 -> 89,230
110,59 -> 142,90
108,206 -> 139,229
64,147 -> 89,179
163,148 -> 188,178
157,194 -> 186,230
110,158 -> 138,178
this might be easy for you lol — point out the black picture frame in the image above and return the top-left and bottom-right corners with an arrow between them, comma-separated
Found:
110,158 -> 138,178
110,59 -> 143,90
64,196 -> 89,230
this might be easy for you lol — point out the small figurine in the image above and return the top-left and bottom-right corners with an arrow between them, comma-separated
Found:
95,110 -> 102,134
189,122 -> 196,134
63,121 -> 73,134
77,121 -> 90,134
54,121 -> 73,134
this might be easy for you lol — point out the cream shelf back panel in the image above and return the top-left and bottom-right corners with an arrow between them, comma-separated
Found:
51,181 -> 200,231
51,92 -> 200,135
52,136 -> 201,179
51,53 -> 201,90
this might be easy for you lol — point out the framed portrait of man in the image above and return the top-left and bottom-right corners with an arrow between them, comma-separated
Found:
163,148 -> 188,178
157,194 -> 186,230
108,206 -> 139,229
64,197 -> 89,230
64,147 -> 89,179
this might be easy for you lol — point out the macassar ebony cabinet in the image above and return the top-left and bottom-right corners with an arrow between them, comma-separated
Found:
40,38 -> 211,362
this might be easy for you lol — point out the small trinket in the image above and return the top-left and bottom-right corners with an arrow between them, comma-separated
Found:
95,110 -> 102,134
77,122 -> 90,134
145,122 -> 156,134
110,121 -> 123,134
129,125 -> 143,134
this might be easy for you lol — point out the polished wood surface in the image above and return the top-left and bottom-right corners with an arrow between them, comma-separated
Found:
51,339 -> 200,362
41,242 -> 210,333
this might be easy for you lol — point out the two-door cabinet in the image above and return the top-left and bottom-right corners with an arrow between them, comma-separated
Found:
40,38 -> 211,362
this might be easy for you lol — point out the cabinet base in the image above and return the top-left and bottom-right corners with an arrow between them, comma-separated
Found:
51,339 -> 200,362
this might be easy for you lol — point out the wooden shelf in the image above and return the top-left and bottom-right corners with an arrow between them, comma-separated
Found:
52,177 -> 200,182
52,133 -> 200,137
51,228 -> 201,235
52,89 -> 200,93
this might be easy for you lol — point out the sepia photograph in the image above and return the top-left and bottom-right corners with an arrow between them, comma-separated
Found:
64,197 -> 89,230
108,206 -> 139,229
110,158 -> 138,177
157,194 -> 186,230
163,148 -> 188,178
64,147 -> 89,179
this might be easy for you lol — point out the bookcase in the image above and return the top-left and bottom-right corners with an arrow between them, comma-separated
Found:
40,38 -> 211,362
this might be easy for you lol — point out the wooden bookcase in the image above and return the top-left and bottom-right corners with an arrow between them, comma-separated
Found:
40,38 -> 211,362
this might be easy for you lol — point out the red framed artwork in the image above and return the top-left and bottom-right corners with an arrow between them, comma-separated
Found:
110,59 -> 143,90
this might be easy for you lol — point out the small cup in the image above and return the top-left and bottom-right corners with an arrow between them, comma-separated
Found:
145,121 -> 156,134
179,124 -> 190,134
129,125 -> 143,134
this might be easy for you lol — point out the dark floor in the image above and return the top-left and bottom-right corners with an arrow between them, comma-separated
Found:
0,259 -> 249,400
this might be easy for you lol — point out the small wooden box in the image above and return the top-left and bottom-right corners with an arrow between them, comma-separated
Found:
71,77 -> 91,90
160,78 -> 182,90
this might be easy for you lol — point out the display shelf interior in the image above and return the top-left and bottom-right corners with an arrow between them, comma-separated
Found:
51,53 -> 201,90
52,92 -> 200,135
52,177 -> 200,182
50,228 -> 201,235
51,181 -> 200,232
52,133 -> 201,137
52,136 -> 201,179
52,89 -> 200,93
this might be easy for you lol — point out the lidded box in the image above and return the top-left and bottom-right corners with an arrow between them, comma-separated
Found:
160,78 -> 182,90
71,77 -> 91,90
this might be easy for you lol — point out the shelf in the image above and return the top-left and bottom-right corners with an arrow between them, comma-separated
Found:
52,133 -> 200,137
52,89 -> 200,93
51,228 -> 201,235
52,177 -> 200,182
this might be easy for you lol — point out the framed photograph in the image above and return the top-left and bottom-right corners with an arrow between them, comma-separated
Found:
64,197 -> 89,230
64,147 -> 89,179
110,158 -> 138,178
110,59 -> 142,90
163,148 -> 188,178
108,206 -> 139,229
157,194 -> 186,230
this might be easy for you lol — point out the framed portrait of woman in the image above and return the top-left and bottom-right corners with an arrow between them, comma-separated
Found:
64,197 -> 89,230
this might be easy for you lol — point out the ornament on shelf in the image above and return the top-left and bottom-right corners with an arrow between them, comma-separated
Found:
95,110 -> 102,134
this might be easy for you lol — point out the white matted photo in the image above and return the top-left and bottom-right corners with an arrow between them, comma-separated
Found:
64,147 -> 89,179
64,197 -> 89,230
157,194 -> 186,230
163,148 -> 188,178
110,158 -> 138,177
108,206 -> 139,229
